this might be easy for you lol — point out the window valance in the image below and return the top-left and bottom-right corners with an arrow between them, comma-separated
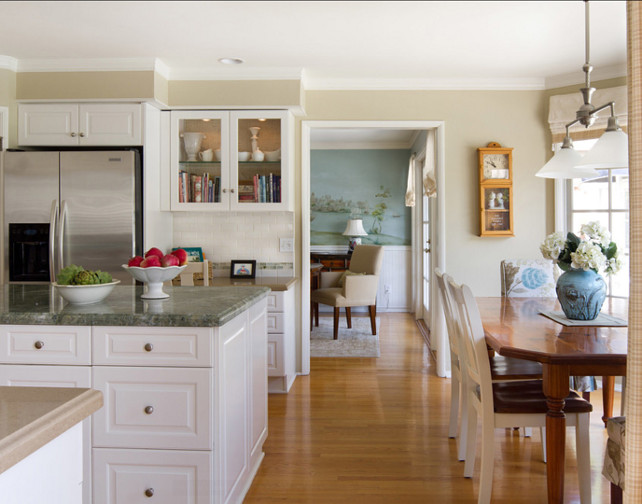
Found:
548,85 -> 628,143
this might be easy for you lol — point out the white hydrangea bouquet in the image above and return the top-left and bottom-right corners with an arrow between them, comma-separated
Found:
540,221 -> 622,275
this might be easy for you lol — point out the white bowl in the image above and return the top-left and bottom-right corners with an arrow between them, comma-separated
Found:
122,265 -> 186,299
265,149 -> 281,162
53,280 -> 120,305
238,152 -> 251,162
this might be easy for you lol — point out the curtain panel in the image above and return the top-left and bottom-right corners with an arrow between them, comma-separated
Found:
625,2 -> 642,502
548,85 -> 628,143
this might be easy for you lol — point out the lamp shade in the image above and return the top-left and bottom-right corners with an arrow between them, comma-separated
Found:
535,147 -> 598,179
342,219 -> 368,236
575,129 -> 629,170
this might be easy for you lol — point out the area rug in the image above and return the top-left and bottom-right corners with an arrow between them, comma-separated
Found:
310,316 -> 380,358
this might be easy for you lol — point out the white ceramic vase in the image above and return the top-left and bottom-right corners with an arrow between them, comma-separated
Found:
183,132 -> 205,161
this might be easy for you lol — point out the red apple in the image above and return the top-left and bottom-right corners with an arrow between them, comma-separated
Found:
161,254 -> 179,267
171,248 -> 188,266
144,247 -> 164,259
128,255 -> 144,267
140,256 -> 161,268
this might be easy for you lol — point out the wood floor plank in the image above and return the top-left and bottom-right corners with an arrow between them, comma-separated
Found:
245,313 -> 615,503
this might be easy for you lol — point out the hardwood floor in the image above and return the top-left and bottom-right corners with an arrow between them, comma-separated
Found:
245,313 -> 616,503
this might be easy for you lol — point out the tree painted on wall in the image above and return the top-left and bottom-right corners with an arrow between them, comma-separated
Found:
369,186 -> 391,235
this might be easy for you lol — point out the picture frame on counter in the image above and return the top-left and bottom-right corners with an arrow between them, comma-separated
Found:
231,259 -> 256,279
174,247 -> 203,262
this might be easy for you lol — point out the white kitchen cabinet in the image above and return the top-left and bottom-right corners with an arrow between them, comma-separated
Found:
92,448 -> 212,504
0,422 -> 84,504
18,103 -> 142,146
266,289 -> 296,393
169,110 -> 292,212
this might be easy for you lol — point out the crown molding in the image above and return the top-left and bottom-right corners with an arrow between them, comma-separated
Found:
311,141 -> 414,150
545,63 -> 627,90
302,76 -> 546,91
0,56 -> 18,72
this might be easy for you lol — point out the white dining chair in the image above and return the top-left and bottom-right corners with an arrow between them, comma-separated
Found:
448,277 -> 593,504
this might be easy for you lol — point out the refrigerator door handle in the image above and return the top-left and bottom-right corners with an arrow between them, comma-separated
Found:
49,200 -> 59,282
58,200 -> 68,274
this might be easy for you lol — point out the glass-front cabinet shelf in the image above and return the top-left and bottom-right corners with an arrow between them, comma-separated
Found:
170,110 -> 291,211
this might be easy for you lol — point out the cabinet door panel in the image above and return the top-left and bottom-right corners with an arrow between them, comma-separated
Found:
18,103 -> 78,146
93,448 -> 212,504
79,104 -> 142,146
92,367 -> 211,450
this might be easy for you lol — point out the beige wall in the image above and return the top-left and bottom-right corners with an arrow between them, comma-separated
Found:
301,89 -> 549,296
0,69 -> 17,147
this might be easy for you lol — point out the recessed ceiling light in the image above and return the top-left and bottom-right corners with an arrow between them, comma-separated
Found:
218,57 -> 244,65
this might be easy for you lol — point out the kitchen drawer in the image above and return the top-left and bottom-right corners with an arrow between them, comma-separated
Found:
92,367 -> 211,450
266,312 -> 284,334
92,326 -> 212,367
0,364 -> 91,387
267,333 -> 284,376
266,291 -> 284,312
0,325 -> 90,365
93,448 -> 212,504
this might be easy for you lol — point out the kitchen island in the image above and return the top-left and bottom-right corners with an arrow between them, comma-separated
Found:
0,283 -> 270,504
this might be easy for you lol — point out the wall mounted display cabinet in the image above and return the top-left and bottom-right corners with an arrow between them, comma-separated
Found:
18,103 -> 142,146
169,110 -> 292,212
478,142 -> 514,237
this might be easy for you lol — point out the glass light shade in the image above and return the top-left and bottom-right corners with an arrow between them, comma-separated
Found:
535,147 -> 598,179
575,129 -> 629,170
342,219 -> 368,236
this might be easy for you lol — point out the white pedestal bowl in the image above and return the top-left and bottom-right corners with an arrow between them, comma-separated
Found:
122,265 -> 186,299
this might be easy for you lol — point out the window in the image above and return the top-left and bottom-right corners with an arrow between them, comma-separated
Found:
564,139 -> 629,297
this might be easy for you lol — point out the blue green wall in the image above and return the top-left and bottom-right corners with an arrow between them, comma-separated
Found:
310,149 -> 411,245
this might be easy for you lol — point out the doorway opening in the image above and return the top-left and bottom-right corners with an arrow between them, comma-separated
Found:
301,120 -> 447,377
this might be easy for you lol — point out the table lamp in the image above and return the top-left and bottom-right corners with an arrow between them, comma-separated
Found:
342,219 -> 368,253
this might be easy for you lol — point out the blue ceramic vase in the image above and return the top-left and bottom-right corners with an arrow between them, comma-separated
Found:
555,269 -> 607,320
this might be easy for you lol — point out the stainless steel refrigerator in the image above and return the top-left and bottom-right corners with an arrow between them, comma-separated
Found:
3,150 -> 142,284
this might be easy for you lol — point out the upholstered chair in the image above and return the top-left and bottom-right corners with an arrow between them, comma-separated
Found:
311,245 -> 384,340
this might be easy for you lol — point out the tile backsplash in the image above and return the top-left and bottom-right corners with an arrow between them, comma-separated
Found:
172,211 -> 295,276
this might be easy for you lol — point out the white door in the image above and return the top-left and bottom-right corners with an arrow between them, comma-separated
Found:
421,187 -> 432,325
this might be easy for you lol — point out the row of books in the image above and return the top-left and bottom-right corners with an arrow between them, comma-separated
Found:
178,171 -> 281,204
178,171 -> 221,203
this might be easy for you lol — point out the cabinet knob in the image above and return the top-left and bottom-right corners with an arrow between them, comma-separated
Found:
70,132 -> 77,137
144,405 -> 154,415
144,343 -> 153,352
34,340 -> 44,350
79,132 -> 85,137
144,488 -> 154,497
222,189 -> 227,193
230,189 -> 235,193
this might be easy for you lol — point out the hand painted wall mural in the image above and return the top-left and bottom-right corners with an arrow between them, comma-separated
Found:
310,149 -> 411,245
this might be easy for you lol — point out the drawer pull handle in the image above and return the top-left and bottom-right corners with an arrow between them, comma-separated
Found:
144,343 -> 153,352
34,340 -> 44,350
145,488 -> 154,497
144,405 -> 154,415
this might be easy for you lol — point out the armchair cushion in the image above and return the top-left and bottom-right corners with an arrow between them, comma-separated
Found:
311,274 -> 380,307
501,259 -> 558,297
335,270 -> 366,288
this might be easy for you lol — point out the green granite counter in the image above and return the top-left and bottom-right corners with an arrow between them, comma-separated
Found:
0,284 -> 270,327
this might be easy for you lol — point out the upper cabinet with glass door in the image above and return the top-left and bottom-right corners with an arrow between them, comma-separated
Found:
170,110 -> 291,211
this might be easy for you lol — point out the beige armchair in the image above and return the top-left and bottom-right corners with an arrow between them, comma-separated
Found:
311,245 -> 384,340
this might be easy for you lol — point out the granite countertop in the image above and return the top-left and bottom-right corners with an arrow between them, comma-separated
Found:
0,284 -> 270,327
210,276 -> 296,291
0,386 -> 103,475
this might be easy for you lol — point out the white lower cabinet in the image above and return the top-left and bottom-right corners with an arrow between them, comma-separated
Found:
266,289 -> 295,393
0,298 -> 268,504
92,448 -> 212,504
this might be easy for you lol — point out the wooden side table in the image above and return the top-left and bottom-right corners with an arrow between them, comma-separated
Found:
310,252 -> 351,272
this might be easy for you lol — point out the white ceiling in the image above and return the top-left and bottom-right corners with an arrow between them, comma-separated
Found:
0,1 -> 627,90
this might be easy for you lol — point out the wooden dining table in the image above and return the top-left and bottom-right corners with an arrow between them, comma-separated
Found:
478,296 -> 628,504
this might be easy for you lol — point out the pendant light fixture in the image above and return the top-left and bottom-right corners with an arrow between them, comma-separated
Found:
536,0 -> 628,179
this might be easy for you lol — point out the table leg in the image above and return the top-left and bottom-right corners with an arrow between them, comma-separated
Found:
602,375 -> 615,426
543,364 -> 570,504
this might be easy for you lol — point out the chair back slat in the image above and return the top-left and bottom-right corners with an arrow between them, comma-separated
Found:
435,269 -> 462,361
